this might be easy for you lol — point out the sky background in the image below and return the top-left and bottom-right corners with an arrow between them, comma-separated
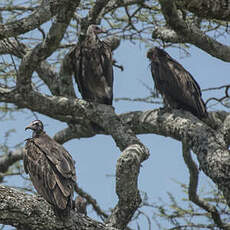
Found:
0,35 -> 230,229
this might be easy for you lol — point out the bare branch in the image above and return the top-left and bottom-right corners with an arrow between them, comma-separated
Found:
203,84 -> 230,92
159,0 -> 230,62
0,148 -> 23,173
0,38 -> 27,57
16,0 -> 80,87
58,49 -> 76,97
0,185 -> 119,230
53,125 -> 98,144
75,185 -> 108,220
35,61 -> 60,95
182,143 -> 225,229
177,0 -> 230,21
106,144 -> 149,229
102,0 -> 147,16
0,6 -> 35,11
0,1 -> 52,40
220,114 -> 230,146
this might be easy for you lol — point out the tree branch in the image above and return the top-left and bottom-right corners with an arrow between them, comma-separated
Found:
159,0 -> 230,62
0,38 -> 61,95
16,0 -> 80,87
0,148 -> 23,173
0,185 -> 119,230
58,48 -> 77,97
152,26 -> 187,44
220,114 -> 230,146
0,0 -> 53,40
88,0 -> 111,25
182,143 -> 225,229
106,144 -> 149,229
0,38 -> 26,57
76,185 -> 108,220
177,0 -> 230,21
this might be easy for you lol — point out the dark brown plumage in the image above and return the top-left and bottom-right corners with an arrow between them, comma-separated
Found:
23,120 -> 76,218
147,47 -> 207,119
71,25 -> 114,105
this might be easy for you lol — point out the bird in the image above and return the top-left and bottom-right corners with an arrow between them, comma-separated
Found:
74,195 -> 87,216
70,24 -> 114,105
147,47 -> 207,119
23,120 -> 76,218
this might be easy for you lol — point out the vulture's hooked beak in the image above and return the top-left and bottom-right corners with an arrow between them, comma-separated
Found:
25,123 -> 34,131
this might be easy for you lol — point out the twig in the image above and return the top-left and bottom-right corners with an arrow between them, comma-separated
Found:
75,184 -> 108,220
182,143 -> 226,229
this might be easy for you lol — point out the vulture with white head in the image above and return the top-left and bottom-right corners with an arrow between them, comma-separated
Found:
147,47 -> 207,119
23,120 -> 76,218
71,25 -> 114,105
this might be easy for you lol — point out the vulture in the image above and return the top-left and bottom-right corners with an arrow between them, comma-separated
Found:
71,25 -> 114,105
147,47 -> 207,119
23,120 -> 76,218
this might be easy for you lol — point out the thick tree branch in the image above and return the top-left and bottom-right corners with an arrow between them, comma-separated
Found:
81,105 -> 149,228
221,114 -> 230,146
0,0 -> 52,40
106,144 -> 148,229
53,125 -> 98,144
159,0 -> 230,62
177,0 -> 230,21
36,61 -> 60,95
16,0 -> 80,87
0,185 -> 119,230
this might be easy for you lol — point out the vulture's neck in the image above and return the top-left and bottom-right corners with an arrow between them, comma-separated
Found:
32,130 -> 45,138
86,31 -> 100,47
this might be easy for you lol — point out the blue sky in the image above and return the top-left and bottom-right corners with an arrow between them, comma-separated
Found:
1,39 -> 230,229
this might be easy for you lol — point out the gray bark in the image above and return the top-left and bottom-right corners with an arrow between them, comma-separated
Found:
177,0 -> 230,20
0,185 -> 118,230
0,0 -> 230,229
158,0 -> 230,62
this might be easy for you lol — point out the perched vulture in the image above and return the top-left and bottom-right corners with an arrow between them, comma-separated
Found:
24,120 -> 76,218
71,25 -> 114,105
147,47 -> 207,119
74,195 -> 87,215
